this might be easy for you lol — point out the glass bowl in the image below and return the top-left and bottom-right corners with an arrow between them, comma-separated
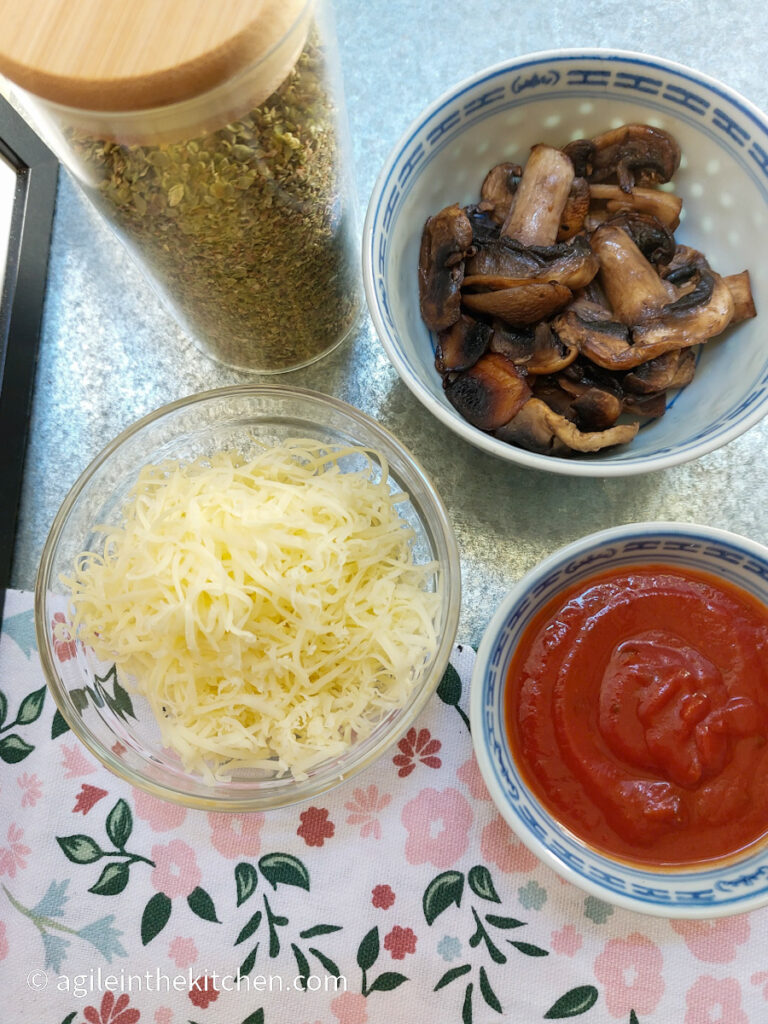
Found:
35,385 -> 460,810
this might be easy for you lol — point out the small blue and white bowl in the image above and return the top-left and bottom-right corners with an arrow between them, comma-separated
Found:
363,50 -> 768,476
470,522 -> 768,917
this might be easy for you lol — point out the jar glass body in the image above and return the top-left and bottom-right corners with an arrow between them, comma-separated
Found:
12,0 -> 360,372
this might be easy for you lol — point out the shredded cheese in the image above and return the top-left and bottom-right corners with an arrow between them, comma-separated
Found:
63,440 -> 441,780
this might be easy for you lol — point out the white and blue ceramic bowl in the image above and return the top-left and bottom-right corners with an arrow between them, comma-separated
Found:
363,50 -> 768,476
470,522 -> 768,918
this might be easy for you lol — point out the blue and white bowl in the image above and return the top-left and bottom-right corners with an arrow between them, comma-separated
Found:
471,522 -> 768,917
363,50 -> 768,476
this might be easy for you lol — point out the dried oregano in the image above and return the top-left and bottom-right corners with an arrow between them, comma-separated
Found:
67,32 -> 359,370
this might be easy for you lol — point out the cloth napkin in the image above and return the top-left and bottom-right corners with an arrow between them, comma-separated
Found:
2,588 -> 768,1024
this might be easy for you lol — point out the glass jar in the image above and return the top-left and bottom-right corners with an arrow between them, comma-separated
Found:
0,0 -> 360,372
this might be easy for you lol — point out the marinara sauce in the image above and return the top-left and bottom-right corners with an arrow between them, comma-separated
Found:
505,565 -> 768,865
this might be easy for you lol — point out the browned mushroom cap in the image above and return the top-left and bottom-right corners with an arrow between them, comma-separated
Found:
462,279 -> 572,324
723,271 -> 757,324
555,359 -> 625,429
465,233 -> 599,289
501,144 -> 575,246
480,163 -> 522,224
418,203 -> 473,331
564,124 -> 681,193
489,321 -> 578,374
588,183 -> 683,231
495,397 -> 570,455
591,223 -> 673,324
496,397 -> 638,453
435,315 -> 492,373
444,353 -> 532,430
624,349 -> 696,394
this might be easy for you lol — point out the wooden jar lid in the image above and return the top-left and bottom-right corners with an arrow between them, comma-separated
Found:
0,0 -> 306,111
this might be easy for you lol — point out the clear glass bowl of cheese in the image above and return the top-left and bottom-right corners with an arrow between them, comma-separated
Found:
35,386 -> 460,810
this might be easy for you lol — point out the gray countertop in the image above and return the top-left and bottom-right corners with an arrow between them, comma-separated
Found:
11,0 -> 768,647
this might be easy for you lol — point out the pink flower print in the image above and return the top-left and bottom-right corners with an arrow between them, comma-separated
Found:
168,936 -> 198,969
133,788 -> 187,832
551,924 -> 583,957
672,915 -> 750,963
393,727 -> 442,778
188,976 -> 219,1010
17,772 -> 42,807
401,787 -> 473,868
207,812 -> 264,858
594,933 -> 665,1018
685,976 -> 748,1024
371,884 -> 395,909
331,991 -> 368,1024
150,840 -> 201,899
73,783 -> 108,814
344,785 -> 392,839
0,824 -> 30,879
481,814 -> 538,873
51,612 -> 77,661
0,921 -> 8,961
83,992 -> 140,1024
154,1011 -> 173,1024
297,807 -> 335,847
752,970 -> 768,1000
61,743 -> 97,778
383,925 -> 417,960
456,754 -> 491,800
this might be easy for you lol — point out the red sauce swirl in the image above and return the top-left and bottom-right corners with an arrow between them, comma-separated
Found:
505,566 -> 768,865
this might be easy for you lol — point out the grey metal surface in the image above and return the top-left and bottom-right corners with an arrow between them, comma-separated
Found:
12,0 -> 768,647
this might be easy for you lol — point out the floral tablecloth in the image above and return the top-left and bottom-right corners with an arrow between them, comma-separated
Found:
2,589 -> 768,1024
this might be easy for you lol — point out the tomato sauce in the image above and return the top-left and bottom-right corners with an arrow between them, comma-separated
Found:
505,565 -> 768,865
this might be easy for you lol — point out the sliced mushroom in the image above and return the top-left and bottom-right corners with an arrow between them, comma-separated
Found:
495,397 -> 570,455
418,203 -> 473,331
564,124 -> 681,193
497,397 -> 638,454
624,349 -> 696,394
501,144 -> 575,246
553,246 -> 735,370
558,177 -> 591,240
723,271 -> 757,324
444,353 -> 532,430
591,223 -> 673,324
436,315 -> 492,372
589,183 -> 682,230
465,233 -> 598,289
622,390 -> 668,419
601,209 -> 676,266
462,279 -> 572,324
480,163 -> 522,223
570,388 -> 624,431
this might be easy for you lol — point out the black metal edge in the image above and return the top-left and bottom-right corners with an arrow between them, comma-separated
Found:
0,94 -> 58,611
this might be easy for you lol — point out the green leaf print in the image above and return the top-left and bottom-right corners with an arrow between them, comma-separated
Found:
434,964 -> 472,991
467,865 -> 501,903
141,892 -> 172,945
357,926 -> 380,972
235,862 -> 258,906
0,734 -> 34,763
16,686 -> 46,725
544,985 -> 600,1018
88,862 -> 130,896
423,870 -> 464,925
105,799 -> 133,850
187,886 -> 220,923
258,852 -> 310,891
57,835 -> 103,864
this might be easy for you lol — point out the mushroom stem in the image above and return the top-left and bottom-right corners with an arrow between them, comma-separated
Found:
591,223 -> 672,324
723,271 -> 757,323
501,145 -> 575,246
